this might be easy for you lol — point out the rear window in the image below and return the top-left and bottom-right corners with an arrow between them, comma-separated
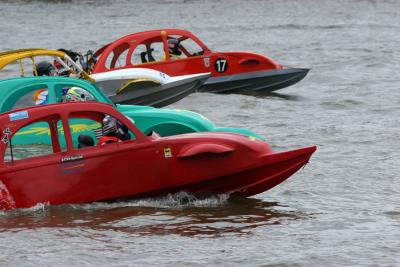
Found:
3,115 -> 63,163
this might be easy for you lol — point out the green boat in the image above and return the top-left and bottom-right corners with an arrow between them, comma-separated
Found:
0,76 -> 263,146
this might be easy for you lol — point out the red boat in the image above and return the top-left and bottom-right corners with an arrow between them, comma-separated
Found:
92,29 -> 309,94
0,102 -> 316,210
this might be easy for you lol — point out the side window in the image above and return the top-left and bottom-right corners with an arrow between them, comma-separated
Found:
131,42 -> 165,63
68,112 -> 135,149
149,42 -> 166,61
0,55 -> 56,79
104,51 -> 115,69
105,43 -> 129,69
54,85 -> 96,103
4,116 -> 63,163
0,61 -> 21,80
131,44 -> 148,64
114,49 -> 129,68
180,38 -> 204,56
169,35 -> 204,57
10,85 -> 50,111
98,114 -> 135,145
66,118 -> 101,149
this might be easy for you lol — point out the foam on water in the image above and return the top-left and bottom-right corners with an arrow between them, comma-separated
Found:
0,202 -> 50,217
0,192 -> 230,216
69,192 -> 230,211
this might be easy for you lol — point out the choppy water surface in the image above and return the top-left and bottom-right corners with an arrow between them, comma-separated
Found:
1,0 -> 400,266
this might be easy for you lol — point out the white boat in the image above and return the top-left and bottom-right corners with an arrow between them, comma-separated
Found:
90,68 -> 210,107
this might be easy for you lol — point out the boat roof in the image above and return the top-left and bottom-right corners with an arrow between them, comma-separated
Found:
0,76 -> 113,107
95,28 -> 204,56
0,75 -> 90,86
0,48 -> 66,70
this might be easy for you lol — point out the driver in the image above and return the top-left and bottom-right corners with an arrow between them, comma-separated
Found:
167,38 -> 182,59
35,61 -> 57,76
97,115 -> 131,145
64,87 -> 95,102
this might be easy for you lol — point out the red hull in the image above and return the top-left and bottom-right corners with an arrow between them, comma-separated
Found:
92,29 -> 309,93
136,146 -> 316,198
0,103 -> 316,210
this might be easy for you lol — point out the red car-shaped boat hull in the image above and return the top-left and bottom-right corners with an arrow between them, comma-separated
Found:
0,103 -> 315,210
93,29 -> 309,95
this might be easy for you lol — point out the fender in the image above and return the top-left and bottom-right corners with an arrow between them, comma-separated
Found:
178,143 -> 234,158
238,58 -> 261,66
145,122 -> 196,136
116,78 -> 161,94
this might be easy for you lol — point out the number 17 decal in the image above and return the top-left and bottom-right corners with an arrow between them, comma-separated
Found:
215,58 -> 228,73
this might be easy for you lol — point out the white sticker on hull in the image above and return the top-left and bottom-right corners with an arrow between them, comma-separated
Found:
164,147 -> 172,158
203,57 -> 210,68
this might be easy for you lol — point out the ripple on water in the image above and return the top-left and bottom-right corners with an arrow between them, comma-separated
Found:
320,99 -> 365,110
0,193 -> 307,238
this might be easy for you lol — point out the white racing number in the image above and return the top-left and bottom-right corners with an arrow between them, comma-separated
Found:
214,58 -> 228,73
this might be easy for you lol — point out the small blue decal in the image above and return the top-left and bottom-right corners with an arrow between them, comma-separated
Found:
9,111 -> 29,121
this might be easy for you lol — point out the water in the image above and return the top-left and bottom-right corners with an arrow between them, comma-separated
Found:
1,0 -> 400,266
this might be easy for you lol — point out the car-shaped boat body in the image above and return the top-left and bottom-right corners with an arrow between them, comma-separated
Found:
0,49 -> 209,107
0,102 -> 316,210
93,29 -> 309,94
0,77 -> 263,146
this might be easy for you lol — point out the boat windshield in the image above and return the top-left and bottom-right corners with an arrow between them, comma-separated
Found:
169,35 -> 205,57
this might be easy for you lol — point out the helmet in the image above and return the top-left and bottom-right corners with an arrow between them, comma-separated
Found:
102,115 -> 131,140
167,39 -> 182,56
102,115 -> 117,136
65,87 -> 95,102
35,61 -> 56,76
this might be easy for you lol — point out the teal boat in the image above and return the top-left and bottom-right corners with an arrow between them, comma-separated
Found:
0,77 -> 263,146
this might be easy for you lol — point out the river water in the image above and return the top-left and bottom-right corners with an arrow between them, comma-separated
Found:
1,0 -> 400,266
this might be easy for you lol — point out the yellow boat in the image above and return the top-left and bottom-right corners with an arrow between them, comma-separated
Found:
0,48 -> 92,80
0,48 -> 210,107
